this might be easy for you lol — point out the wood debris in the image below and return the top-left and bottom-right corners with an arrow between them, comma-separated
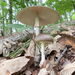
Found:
0,30 -> 33,57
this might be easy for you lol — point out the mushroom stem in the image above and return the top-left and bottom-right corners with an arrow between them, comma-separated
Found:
34,17 -> 40,64
34,17 -> 40,36
40,42 -> 45,67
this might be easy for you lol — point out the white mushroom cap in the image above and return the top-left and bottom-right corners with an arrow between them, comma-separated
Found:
35,34 -> 53,43
16,6 -> 60,26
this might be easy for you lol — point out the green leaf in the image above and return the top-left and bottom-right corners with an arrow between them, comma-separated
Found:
72,13 -> 75,20
7,24 -> 25,28
0,1 -> 7,6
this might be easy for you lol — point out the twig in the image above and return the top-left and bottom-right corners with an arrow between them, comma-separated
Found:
56,45 -> 72,64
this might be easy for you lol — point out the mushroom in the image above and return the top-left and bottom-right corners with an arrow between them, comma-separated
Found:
35,34 -> 53,67
16,6 -> 59,66
16,6 -> 59,36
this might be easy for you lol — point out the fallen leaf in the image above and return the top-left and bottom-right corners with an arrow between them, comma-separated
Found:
0,56 -> 30,75
25,40 -> 35,58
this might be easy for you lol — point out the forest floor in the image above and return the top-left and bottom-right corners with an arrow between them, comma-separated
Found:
0,21 -> 75,75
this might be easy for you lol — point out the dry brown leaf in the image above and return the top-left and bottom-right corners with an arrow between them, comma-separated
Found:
25,70 -> 32,75
3,47 -> 10,57
4,39 -> 16,45
0,42 -> 3,54
40,59 -> 49,68
0,56 -> 30,75
38,68 -> 49,75
3,41 -> 11,49
46,42 -> 64,55
25,40 -> 35,58
61,31 -> 73,36
0,57 -> 7,64
50,69 -> 55,75
60,62 -> 75,75
58,35 -> 75,48
32,70 -> 38,75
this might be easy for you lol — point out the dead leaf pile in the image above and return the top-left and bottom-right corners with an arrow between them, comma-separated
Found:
0,25 -> 75,75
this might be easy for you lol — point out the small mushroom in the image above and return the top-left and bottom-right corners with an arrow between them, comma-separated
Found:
17,6 -> 59,36
35,34 -> 53,67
